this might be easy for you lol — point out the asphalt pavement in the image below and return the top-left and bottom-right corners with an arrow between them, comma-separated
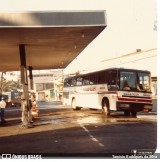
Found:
0,101 -> 157,159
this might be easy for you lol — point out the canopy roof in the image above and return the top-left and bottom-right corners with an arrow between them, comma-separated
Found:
0,11 -> 106,71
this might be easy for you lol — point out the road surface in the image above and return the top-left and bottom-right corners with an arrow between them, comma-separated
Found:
0,101 -> 157,158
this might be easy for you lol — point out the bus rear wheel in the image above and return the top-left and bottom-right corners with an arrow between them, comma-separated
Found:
71,98 -> 81,110
131,111 -> 137,117
102,99 -> 110,116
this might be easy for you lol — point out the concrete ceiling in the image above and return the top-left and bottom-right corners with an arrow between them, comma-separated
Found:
0,11 -> 107,71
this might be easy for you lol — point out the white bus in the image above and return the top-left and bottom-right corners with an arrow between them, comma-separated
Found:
63,68 -> 153,117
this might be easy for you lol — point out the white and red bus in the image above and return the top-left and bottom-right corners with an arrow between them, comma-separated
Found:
63,68 -> 152,117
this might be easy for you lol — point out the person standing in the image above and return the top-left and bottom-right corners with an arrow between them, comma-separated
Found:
0,97 -> 6,124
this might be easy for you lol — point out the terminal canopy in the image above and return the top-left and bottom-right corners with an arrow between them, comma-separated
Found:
0,11 -> 107,71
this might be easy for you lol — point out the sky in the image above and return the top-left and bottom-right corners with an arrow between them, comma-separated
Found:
0,0 -> 157,77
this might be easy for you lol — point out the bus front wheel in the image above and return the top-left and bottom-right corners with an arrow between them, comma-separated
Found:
102,99 -> 110,116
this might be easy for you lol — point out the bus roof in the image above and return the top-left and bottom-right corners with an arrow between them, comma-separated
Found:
64,67 -> 151,79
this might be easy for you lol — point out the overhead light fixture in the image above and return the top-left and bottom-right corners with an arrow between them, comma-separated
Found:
136,49 -> 141,53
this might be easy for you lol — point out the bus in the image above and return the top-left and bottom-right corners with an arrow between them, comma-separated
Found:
63,68 -> 153,117
2,91 -> 22,107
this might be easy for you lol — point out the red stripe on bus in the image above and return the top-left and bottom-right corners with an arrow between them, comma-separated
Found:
118,97 -> 152,103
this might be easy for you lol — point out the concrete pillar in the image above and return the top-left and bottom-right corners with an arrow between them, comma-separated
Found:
19,44 -> 31,127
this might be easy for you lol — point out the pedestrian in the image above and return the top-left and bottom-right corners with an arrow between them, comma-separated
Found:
0,97 -> 7,124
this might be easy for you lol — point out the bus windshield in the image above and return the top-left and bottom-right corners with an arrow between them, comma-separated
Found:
119,71 -> 151,92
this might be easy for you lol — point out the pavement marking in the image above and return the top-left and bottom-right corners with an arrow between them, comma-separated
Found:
80,124 -> 105,147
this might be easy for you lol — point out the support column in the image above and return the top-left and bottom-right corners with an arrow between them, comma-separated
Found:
19,44 -> 29,99
19,44 -> 31,127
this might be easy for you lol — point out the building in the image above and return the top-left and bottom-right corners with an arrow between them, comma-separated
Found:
17,70 -> 63,101
33,70 -> 63,101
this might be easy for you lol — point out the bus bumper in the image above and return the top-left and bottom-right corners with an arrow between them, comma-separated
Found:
116,102 -> 153,112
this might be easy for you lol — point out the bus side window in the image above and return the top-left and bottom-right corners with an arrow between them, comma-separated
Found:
83,76 -> 90,85
64,79 -> 71,87
76,77 -> 83,86
98,72 -> 106,84
90,74 -> 97,85
71,78 -> 76,87
107,71 -> 118,90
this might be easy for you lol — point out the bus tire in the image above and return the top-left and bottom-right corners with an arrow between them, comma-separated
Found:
124,110 -> 130,116
131,111 -> 137,117
102,98 -> 110,116
71,98 -> 81,110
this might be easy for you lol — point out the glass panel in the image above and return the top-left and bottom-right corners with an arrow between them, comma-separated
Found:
83,76 -> 90,85
71,78 -> 76,86
138,72 -> 151,92
108,70 -> 118,90
64,79 -> 71,87
98,71 -> 106,84
89,74 -> 97,85
76,77 -> 83,86
120,71 -> 137,91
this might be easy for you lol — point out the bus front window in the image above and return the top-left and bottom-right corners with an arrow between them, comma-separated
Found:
138,72 -> 151,92
120,71 -> 137,91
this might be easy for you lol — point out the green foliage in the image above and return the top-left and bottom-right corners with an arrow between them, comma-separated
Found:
0,72 -> 21,93
0,78 -> 20,92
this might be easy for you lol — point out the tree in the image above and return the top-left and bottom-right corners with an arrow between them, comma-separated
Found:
0,72 -> 20,94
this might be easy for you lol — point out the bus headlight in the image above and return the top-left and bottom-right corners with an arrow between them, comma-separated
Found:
144,105 -> 152,109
